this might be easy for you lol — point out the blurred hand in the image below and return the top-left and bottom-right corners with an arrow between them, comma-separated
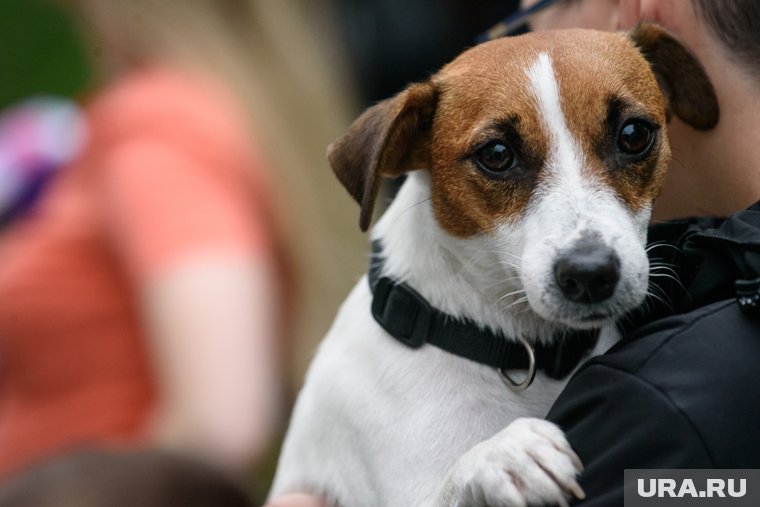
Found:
264,493 -> 325,507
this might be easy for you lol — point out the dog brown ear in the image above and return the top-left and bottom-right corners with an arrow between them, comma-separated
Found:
327,82 -> 438,232
629,22 -> 719,130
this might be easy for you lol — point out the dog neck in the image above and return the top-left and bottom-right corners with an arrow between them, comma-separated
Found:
371,172 -> 566,345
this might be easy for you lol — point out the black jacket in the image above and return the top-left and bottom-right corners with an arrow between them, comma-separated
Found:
547,202 -> 760,506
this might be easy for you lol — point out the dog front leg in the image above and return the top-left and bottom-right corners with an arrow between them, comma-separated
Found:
430,417 -> 585,507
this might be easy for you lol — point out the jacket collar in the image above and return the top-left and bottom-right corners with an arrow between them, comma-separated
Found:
622,200 -> 760,332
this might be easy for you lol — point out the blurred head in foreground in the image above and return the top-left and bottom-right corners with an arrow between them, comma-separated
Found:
0,450 -> 251,507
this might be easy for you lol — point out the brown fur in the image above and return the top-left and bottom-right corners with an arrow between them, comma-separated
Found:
329,23 -> 719,236
551,31 -> 670,212
327,83 -> 437,231
629,23 -> 719,130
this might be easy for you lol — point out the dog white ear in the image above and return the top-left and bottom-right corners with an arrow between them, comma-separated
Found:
629,22 -> 719,130
327,82 -> 438,231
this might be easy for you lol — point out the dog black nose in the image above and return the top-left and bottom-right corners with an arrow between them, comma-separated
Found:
554,245 -> 620,304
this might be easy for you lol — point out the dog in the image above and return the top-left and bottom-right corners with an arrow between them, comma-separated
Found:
270,24 -> 718,507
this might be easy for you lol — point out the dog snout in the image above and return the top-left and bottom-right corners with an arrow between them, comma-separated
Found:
553,243 -> 621,304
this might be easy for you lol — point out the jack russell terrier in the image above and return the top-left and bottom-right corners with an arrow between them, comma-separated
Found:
271,24 -> 718,507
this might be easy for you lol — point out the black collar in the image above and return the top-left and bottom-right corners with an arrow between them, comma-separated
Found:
368,241 -> 599,381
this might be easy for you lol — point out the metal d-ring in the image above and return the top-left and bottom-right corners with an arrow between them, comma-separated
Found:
498,339 -> 537,392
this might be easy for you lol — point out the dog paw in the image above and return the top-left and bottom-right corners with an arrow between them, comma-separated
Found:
442,418 -> 585,507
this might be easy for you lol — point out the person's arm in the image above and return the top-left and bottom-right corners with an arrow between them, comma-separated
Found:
546,362 -> 714,506
100,138 -> 281,475
142,254 -> 280,474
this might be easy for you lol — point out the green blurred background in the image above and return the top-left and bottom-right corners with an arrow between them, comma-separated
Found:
0,0 -> 90,110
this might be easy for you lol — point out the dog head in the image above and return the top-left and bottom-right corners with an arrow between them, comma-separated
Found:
329,24 -> 718,329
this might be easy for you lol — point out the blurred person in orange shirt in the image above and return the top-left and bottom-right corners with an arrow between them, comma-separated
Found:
0,1 -> 361,504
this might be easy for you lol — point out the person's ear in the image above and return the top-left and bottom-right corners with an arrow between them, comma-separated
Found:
327,82 -> 438,232
629,22 -> 719,130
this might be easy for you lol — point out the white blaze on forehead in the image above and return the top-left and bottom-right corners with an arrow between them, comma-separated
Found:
525,52 -> 587,192
508,53 -> 651,327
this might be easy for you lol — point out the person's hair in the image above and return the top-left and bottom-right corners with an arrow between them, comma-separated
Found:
70,0 -> 367,385
693,0 -> 760,77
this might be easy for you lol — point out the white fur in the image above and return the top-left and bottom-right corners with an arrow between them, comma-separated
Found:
271,175 -> 619,506
440,418 -> 585,507
516,53 -> 650,328
270,53 -> 651,506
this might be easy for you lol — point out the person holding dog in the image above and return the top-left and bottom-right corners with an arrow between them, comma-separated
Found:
501,0 -> 760,504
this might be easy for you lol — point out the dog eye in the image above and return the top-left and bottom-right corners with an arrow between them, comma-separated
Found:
617,120 -> 655,156
475,142 -> 515,174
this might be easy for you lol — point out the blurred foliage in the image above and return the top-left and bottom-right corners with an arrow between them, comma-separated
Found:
0,0 -> 91,110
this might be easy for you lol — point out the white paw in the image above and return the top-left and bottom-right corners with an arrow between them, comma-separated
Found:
443,418 -> 585,507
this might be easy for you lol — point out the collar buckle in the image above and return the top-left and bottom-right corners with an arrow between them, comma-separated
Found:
371,276 -> 432,348
498,339 -> 537,392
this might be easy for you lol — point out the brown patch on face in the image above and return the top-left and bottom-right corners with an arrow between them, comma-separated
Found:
426,38 -> 552,237
549,30 -> 671,213
425,30 -> 673,238
329,26 -> 708,235
592,96 -> 670,211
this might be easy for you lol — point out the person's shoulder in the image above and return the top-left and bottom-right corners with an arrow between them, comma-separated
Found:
575,299 -> 760,467
87,65 -> 251,157
591,299 -> 759,380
